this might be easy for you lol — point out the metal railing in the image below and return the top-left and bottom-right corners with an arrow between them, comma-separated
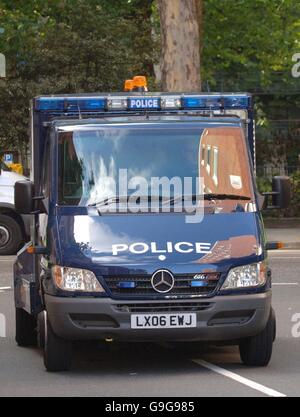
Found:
256,165 -> 299,181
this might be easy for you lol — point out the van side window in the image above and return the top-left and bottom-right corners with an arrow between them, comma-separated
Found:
58,132 -> 83,205
42,140 -> 50,198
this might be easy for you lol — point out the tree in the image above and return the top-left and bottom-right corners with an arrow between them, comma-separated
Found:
158,0 -> 201,92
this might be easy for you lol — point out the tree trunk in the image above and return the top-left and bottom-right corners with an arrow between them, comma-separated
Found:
158,0 -> 201,92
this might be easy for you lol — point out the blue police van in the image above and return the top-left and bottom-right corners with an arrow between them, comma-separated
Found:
13,85 -> 291,371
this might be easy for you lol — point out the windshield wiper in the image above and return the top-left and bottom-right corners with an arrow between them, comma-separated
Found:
88,195 -> 168,208
89,194 -> 252,209
203,194 -> 252,201
168,194 -> 252,205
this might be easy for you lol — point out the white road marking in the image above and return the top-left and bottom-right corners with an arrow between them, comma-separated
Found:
270,257 -> 300,260
273,283 -> 298,286
269,249 -> 300,253
0,287 -> 11,291
192,359 -> 287,398
269,251 -> 300,259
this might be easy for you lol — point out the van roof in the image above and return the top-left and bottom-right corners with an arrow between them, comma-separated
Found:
51,115 -> 243,130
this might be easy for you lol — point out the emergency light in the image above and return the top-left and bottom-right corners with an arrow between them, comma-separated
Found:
117,281 -> 136,289
132,75 -> 148,90
36,97 -> 106,111
124,79 -> 134,92
35,93 -> 251,113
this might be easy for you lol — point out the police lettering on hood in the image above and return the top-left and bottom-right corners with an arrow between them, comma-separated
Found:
112,241 -> 212,260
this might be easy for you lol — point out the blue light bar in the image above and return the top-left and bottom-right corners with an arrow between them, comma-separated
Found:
35,93 -> 251,113
36,97 -> 106,111
117,281 -> 136,289
190,280 -> 208,287
182,95 -> 250,110
67,98 -> 106,111
36,97 -> 65,111
223,96 -> 250,108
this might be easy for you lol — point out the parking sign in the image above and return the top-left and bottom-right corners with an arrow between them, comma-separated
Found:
4,154 -> 13,163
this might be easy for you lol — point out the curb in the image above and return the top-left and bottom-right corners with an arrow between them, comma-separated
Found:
264,218 -> 300,228
267,241 -> 300,250
281,242 -> 300,250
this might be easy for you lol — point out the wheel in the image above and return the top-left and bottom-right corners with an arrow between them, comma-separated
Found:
15,308 -> 37,347
273,310 -> 277,342
37,311 -> 46,349
44,315 -> 72,372
0,214 -> 23,255
239,308 -> 276,367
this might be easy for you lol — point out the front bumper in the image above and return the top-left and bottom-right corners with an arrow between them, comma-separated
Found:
45,291 -> 272,342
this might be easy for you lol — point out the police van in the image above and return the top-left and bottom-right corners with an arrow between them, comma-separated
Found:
13,78 -> 291,371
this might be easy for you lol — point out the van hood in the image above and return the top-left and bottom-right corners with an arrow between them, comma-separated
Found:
0,171 -> 27,205
54,210 -> 264,275
0,170 -> 27,186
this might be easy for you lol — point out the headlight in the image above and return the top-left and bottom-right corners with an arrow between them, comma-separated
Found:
221,262 -> 267,290
52,266 -> 105,293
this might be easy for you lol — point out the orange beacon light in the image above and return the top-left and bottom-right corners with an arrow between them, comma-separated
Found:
124,79 -> 134,92
132,76 -> 148,92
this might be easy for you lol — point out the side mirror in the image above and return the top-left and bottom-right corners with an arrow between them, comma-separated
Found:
15,180 -> 34,214
263,176 -> 291,210
272,176 -> 291,209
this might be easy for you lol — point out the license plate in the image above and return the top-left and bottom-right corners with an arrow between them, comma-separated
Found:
131,313 -> 197,329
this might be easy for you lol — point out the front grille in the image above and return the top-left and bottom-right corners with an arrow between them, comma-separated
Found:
104,273 -> 221,298
113,301 -> 214,313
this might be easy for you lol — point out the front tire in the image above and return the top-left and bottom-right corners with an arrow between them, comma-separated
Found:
37,311 -> 46,349
0,214 -> 23,255
239,308 -> 276,367
15,308 -> 37,347
44,316 -> 72,372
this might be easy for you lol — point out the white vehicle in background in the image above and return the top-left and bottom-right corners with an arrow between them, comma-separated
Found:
0,161 -> 30,255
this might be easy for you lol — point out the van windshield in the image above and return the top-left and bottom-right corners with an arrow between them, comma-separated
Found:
57,124 -> 255,209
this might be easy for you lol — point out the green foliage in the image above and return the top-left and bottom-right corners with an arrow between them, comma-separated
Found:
289,170 -> 300,217
0,0 -> 157,150
202,0 -> 300,92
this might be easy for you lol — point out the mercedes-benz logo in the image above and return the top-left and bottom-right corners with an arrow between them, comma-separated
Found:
151,269 -> 175,293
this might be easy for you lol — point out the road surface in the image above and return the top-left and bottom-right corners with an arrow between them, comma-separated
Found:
0,251 -> 299,397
